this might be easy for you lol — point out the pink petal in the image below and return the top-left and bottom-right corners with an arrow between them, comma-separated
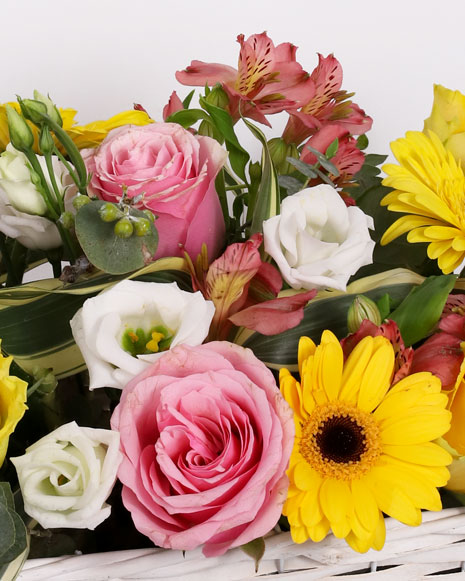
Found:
229,289 -> 317,335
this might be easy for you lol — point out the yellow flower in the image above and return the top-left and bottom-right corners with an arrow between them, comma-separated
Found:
0,348 -> 28,466
280,331 -> 452,552
380,130 -> 465,274
424,84 -> 465,165
0,102 -> 152,152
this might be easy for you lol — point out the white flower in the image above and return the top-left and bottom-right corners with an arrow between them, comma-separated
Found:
0,144 -> 68,215
263,184 -> 375,291
11,421 -> 122,530
0,189 -> 61,250
70,280 -> 215,390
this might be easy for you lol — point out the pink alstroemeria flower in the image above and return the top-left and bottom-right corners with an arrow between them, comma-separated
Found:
282,54 -> 372,146
410,294 -> 465,455
341,319 -> 413,384
176,32 -> 313,126
185,233 -> 316,340
163,91 -> 184,121
300,124 -> 365,185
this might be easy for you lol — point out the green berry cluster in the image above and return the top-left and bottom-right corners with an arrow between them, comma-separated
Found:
97,202 -> 155,238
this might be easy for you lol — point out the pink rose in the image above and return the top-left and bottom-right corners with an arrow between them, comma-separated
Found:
83,123 -> 227,260
111,342 -> 294,556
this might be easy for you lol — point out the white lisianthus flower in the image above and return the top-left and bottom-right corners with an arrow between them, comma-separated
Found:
70,280 -> 216,390
0,144 -> 68,215
263,184 -> 375,291
0,189 -> 61,250
11,421 -> 122,530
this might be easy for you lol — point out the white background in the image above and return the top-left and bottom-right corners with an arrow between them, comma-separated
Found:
2,0 -> 465,161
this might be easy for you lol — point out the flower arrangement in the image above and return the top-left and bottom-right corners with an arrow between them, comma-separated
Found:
0,32 -> 465,579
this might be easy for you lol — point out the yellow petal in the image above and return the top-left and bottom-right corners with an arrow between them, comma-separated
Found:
339,336 -> 374,403
357,337 -> 394,412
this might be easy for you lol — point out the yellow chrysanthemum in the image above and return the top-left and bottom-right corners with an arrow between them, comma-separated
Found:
0,346 -> 28,466
280,331 -> 452,553
380,130 -> 465,274
0,102 -> 152,152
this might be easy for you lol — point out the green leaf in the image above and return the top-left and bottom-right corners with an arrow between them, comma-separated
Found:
242,117 -> 280,235
356,134 -> 369,150
278,175 -> 305,196
325,138 -> 339,159
389,275 -> 457,346
199,98 -> 249,181
0,483 -> 28,568
165,108 -> 209,128
75,201 -> 158,275
242,282 -> 417,368
240,537 -> 265,573
182,90 -> 195,109
364,153 -> 388,166
286,157 -> 318,178
376,293 -> 392,321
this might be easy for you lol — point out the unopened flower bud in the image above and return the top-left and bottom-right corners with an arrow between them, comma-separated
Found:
33,90 -> 63,126
347,294 -> 382,333
38,125 -> 54,155
205,85 -> 229,110
268,138 -> 299,175
114,217 -> 133,238
5,105 -> 34,153
18,98 -> 48,126
198,120 -> 216,139
248,161 -> 262,182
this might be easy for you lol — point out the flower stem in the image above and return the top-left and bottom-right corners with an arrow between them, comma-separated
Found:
53,147 -> 80,187
45,118 -> 88,195
22,150 -> 59,220
44,153 -> 65,213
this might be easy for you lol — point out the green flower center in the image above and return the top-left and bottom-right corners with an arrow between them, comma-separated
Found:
121,325 -> 173,356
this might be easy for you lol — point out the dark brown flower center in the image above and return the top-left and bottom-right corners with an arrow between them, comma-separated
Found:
315,415 -> 366,463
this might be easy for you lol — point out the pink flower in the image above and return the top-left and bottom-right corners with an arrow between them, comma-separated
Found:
186,233 -> 316,340
282,54 -> 372,146
111,342 -> 294,556
176,32 -> 313,126
300,124 -> 365,181
83,123 -> 227,260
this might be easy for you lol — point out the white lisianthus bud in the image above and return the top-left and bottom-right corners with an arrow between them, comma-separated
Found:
263,184 -> 375,291
0,189 -> 61,249
70,280 -> 215,390
11,421 -> 122,529
0,144 -> 69,216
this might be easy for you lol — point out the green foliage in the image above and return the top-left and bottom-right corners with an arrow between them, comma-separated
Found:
0,483 -> 28,568
240,537 -> 265,573
199,98 -> 250,181
243,283 -> 416,367
390,275 -> 457,346
242,118 -> 280,236
75,200 -> 158,275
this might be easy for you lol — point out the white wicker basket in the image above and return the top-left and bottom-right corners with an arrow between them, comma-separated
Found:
15,507 -> 465,581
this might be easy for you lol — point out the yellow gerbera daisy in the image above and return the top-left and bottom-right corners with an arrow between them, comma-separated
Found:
280,331 -> 452,553
380,130 -> 465,274
0,102 -> 152,152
